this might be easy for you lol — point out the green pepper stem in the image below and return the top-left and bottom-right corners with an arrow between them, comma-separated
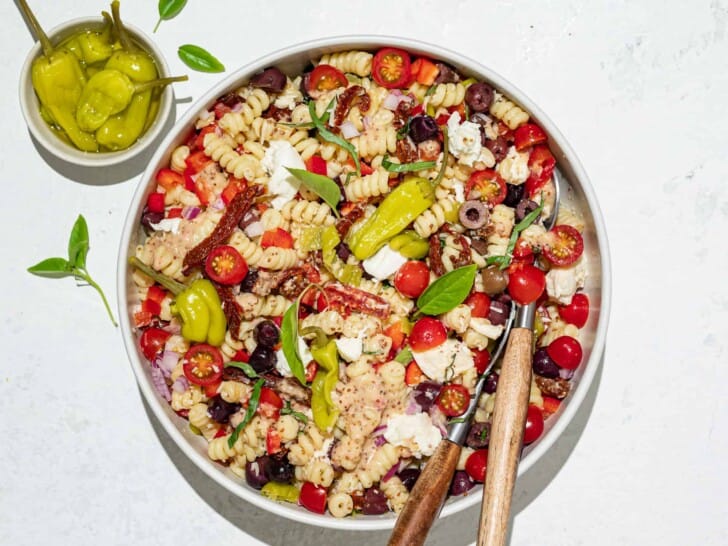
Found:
77,270 -> 118,327
110,0 -> 133,51
134,75 -> 189,93
128,256 -> 186,295
101,10 -> 117,43
17,0 -> 54,57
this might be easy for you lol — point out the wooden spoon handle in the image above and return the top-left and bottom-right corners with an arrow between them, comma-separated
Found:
478,327 -> 533,546
388,439 -> 462,546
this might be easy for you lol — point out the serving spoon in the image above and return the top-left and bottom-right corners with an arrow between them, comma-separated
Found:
388,171 -> 561,546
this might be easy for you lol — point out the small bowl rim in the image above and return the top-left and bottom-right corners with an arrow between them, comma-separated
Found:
19,15 -> 174,168
117,34 -> 612,531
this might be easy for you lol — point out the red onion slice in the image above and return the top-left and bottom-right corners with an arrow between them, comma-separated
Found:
172,376 -> 190,393
155,350 -> 180,378
339,120 -> 360,139
182,206 -> 201,220
382,461 -> 400,482
244,220 -> 264,238
150,365 -> 171,402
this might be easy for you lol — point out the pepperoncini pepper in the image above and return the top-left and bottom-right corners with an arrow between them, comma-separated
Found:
261,482 -> 300,504
388,230 -> 430,259
75,21 -> 115,65
303,327 -> 340,432
347,176 -> 435,260
321,225 -> 362,286
129,257 -> 226,346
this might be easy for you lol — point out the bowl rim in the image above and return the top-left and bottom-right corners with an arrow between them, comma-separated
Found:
19,16 -> 174,167
117,34 -> 612,531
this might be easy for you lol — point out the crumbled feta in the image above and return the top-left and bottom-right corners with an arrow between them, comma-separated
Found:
275,349 -> 292,377
384,413 -> 443,458
297,336 -> 313,364
261,140 -> 305,209
149,218 -> 181,234
453,181 -> 465,203
312,437 -> 334,460
362,244 -> 407,281
496,146 -> 530,185
469,318 -> 505,340
546,257 -> 587,304
412,339 -> 474,383
447,112 -> 483,167
335,336 -> 363,362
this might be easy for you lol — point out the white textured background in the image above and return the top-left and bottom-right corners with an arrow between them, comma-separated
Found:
2,1 -> 727,545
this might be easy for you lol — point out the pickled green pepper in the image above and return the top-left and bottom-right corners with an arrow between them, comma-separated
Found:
321,225 -> 362,285
388,230 -> 430,259
309,337 -> 340,432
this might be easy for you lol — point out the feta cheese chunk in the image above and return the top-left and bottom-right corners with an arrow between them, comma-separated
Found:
496,146 -> 530,185
362,244 -> 407,281
297,336 -> 313,364
469,318 -> 505,340
149,218 -> 181,234
261,141 -> 305,209
453,181 -> 465,203
383,413 -> 443,458
546,257 -> 587,304
335,336 -> 363,362
447,112 -> 483,167
412,338 -> 474,383
275,349 -> 292,377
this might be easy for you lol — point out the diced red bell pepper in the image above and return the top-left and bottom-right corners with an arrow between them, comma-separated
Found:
305,155 -> 328,176
232,350 -> 250,363
410,104 -> 424,117
384,321 -> 407,352
155,168 -> 184,191
133,310 -> 153,328
257,387 -> 283,420
204,381 -> 221,398
542,396 -> 561,418
213,426 -> 228,439
266,428 -> 282,455
305,361 -> 318,383
146,285 -> 167,304
411,58 -> 439,86
405,361 -> 424,385
513,123 -> 548,152
191,125 -> 217,152
141,298 -> 161,317
346,157 -> 374,175
146,192 -> 166,214
167,207 -> 183,219
261,228 -> 294,249
185,150 -> 214,173
214,102 -> 232,119
525,145 -> 556,197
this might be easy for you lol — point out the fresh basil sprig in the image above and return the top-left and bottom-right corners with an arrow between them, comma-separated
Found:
416,264 -> 477,316
27,215 -> 117,326
286,168 -> 341,217
486,196 -> 545,270
396,117 -> 412,140
382,156 -> 436,173
224,361 -> 258,378
228,378 -> 265,448
308,101 -> 360,176
154,0 -> 187,32
394,347 -> 413,364
281,401 -> 308,424
178,44 -> 225,73
281,300 -> 307,386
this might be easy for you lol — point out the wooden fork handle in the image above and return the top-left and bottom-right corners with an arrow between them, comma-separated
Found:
478,326 -> 533,546
388,439 -> 462,546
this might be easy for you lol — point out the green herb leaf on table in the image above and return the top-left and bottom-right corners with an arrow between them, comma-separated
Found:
308,101 -> 360,176
224,361 -> 259,378
228,378 -> 265,448
27,214 -> 117,327
286,168 -> 341,217
416,264 -> 478,316
281,301 -> 307,386
178,44 -> 225,73
154,0 -> 187,32
281,401 -> 308,424
382,156 -> 436,173
394,347 -> 413,364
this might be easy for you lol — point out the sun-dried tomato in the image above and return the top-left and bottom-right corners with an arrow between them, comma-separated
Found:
333,85 -> 370,126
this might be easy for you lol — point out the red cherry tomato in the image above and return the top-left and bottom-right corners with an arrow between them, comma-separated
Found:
542,396 -> 561,418
507,263 -> 546,305
185,150 -> 214,173
513,123 -> 548,152
559,293 -> 590,328
409,317 -> 447,352
546,336 -> 583,370
523,405 -> 544,444
465,169 -> 507,206
472,348 -> 491,375
525,145 -> 556,197
260,228 -> 294,249
405,361 -> 424,385
299,482 -> 327,514
512,238 -> 534,265
139,327 -> 171,361
436,384 -> 471,417
464,449 -> 488,483
204,381 -> 221,398
307,64 -> 348,94
372,47 -> 412,89
258,387 -> 283,419
394,261 -> 430,298
205,245 -> 249,285
542,225 -> 583,267
465,292 -> 491,318
183,344 -> 224,386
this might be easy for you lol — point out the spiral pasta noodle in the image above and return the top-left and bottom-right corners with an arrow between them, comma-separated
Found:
426,82 -> 467,108
344,169 -> 390,201
318,50 -> 373,77
350,127 -> 397,159
288,423 -> 331,466
489,92 -> 529,130
170,144 -> 190,173
281,199 -> 335,225
486,204 -> 515,257
189,403 -> 220,440
203,133 -> 266,182
218,89 -> 271,137
413,197 -> 458,238
357,443 -> 402,489
235,293 -> 292,320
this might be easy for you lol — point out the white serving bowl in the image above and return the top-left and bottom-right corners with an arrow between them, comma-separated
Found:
117,36 -> 611,531
19,16 -> 175,168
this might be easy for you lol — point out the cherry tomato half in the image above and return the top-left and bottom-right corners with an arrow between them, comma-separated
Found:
260,228 -> 294,249
465,169 -> 507,206
542,396 -> 561,418
183,344 -> 224,386
542,225 -> 584,267
465,292 -> 491,318
299,482 -> 327,514
525,145 -> 556,197
546,336 -> 583,370
472,348 -> 491,375
372,47 -> 412,89
257,387 -> 283,419
523,404 -> 544,444
465,449 -> 488,483
140,327 -> 171,361
409,317 -> 447,352
513,123 -> 548,152
307,64 -> 348,94
507,263 -> 546,305
394,261 -> 430,298
205,245 -> 249,285
559,293 -> 590,328
436,384 -> 471,417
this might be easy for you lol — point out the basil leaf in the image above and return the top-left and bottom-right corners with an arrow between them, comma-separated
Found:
281,301 -> 306,385
490,197 -> 545,270
308,101 -> 360,176
178,44 -> 225,73
224,361 -> 258,378
27,257 -> 72,278
286,168 -> 341,216
394,347 -> 413,364
396,117 -> 412,140
154,0 -> 187,32
382,156 -> 436,173
68,214 -> 89,269
281,401 -> 308,424
449,417 -> 467,424
228,378 -> 265,448
417,264 -> 478,316
425,85 -> 437,97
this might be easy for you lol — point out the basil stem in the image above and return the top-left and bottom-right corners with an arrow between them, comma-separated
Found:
382,156 -> 436,173
224,361 -> 258,378
308,101 -> 360,176
178,44 -> 225,73
486,196 -> 545,270
228,378 -> 265,448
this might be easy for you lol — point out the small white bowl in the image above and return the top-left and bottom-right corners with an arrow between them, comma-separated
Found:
19,16 -> 174,168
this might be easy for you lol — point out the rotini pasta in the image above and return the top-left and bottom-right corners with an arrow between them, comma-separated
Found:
318,50 -> 373,77
489,92 -> 529,129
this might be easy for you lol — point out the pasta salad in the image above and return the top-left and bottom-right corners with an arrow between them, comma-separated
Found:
130,46 -> 590,518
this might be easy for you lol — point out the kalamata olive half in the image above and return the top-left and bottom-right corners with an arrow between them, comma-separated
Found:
409,115 -> 439,143
361,488 -> 389,515
516,199 -> 540,222
245,456 -> 271,489
254,320 -> 280,348
486,136 -> 509,163
466,422 -> 490,449
397,468 -> 421,492
481,265 -> 509,296
450,471 -> 475,496
433,62 -> 460,84
459,200 -> 489,229
249,345 -> 276,373
207,396 -> 240,423
503,182 -> 525,207
533,348 -> 560,378
414,382 -> 442,411
465,82 -> 494,113
488,299 -> 510,326
335,242 -> 352,262
484,372 -> 499,394
250,67 -> 287,93
240,269 -> 259,292
267,456 -> 295,483
141,209 -> 164,232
